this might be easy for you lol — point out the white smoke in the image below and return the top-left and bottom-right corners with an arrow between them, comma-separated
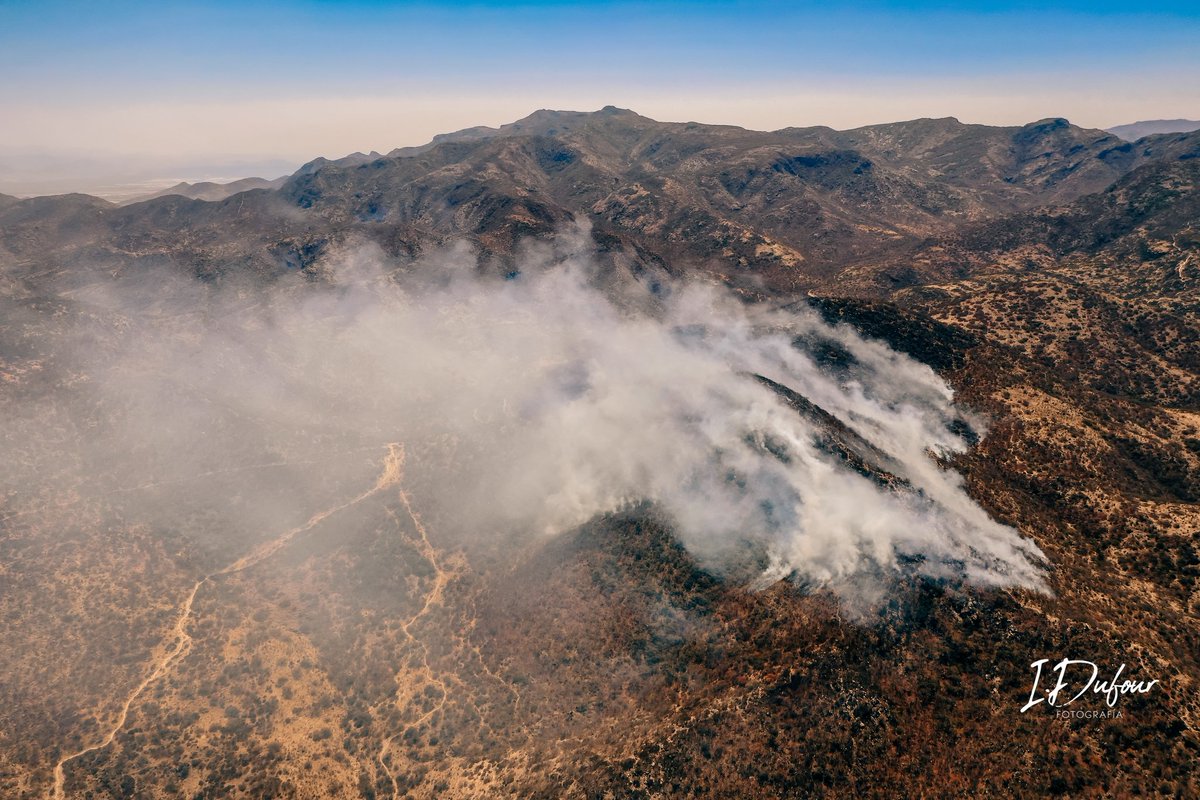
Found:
53,224 -> 1047,607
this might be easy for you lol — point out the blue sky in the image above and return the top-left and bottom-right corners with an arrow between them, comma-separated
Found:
4,1 -> 1198,93
1,1 -> 1198,193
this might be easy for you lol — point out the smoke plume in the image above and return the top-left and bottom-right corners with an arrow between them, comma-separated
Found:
13,224 -> 1047,608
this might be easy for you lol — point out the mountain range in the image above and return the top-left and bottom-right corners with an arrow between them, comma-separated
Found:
121,176 -> 288,205
4,107 -> 1197,290
1106,119 -> 1200,141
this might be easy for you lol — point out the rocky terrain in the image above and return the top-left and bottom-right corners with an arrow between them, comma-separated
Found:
1,108 -> 1197,798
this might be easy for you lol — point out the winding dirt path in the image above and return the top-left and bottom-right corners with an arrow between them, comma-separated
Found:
49,443 -> 404,800
375,486 -> 455,797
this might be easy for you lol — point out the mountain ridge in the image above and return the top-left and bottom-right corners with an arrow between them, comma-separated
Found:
5,108 -> 1199,296
1107,118 -> 1200,141
121,176 -> 288,206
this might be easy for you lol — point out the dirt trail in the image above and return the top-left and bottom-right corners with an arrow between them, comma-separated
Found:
375,483 -> 459,797
372,458 -> 532,797
49,443 -> 404,800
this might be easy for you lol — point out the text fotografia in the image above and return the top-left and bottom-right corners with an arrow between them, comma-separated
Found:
1021,659 -> 1158,717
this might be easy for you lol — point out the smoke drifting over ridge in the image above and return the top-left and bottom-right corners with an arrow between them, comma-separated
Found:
11,224 -> 1046,607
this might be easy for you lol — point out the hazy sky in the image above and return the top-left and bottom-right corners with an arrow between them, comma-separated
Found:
2,0 -> 1198,194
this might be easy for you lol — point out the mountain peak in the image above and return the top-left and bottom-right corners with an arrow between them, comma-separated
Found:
504,106 -> 647,130
1025,117 -> 1071,130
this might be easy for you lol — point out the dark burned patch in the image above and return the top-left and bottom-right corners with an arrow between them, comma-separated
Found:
802,296 -> 981,372
947,417 -> 981,446
750,373 -> 910,492
791,332 -> 858,372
